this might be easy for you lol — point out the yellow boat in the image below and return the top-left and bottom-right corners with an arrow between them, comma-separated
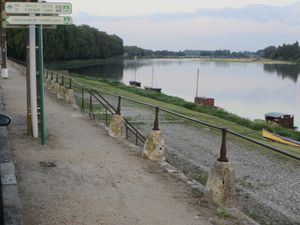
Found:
262,129 -> 300,148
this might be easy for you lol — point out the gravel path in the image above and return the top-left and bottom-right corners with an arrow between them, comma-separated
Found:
0,62 -> 257,225
91,90 -> 300,225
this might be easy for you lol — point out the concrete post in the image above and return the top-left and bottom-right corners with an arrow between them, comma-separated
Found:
109,97 -> 125,138
204,129 -> 235,207
204,161 -> 235,207
142,107 -> 166,161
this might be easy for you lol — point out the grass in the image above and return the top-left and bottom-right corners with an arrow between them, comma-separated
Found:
67,73 -> 300,157
217,208 -> 233,219
199,57 -> 296,65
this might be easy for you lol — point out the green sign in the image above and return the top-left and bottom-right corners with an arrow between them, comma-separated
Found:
6,16 -> 73,25
5,2 -> 72,14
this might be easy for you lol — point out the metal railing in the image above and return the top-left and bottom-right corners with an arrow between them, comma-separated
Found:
45,70 -> 146,146
45,69 -> 300,161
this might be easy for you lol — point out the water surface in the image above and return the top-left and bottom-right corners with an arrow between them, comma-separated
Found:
69,58 -> 300,128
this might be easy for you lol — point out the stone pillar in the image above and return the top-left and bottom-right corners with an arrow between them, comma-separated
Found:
109,97 -> 125,138
204,128 -> 235,207
65,89 -> 75,105
142,129 -> 165,161
58,85 -> 66,100
108,114 -> 126,138
53,82 -> 60,97
204,161 -> 235,207
142,107 -> 166,161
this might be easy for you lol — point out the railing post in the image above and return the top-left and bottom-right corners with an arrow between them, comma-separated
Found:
81,88 -> 85,112
116,96 -> 121,115
153,107 -> 160,131
51,72 -> 53,80
61,75 -> 64,86
105,108 -> 108,126
68,77 -> 72,89
89,91 -> 92,118
218,128 -> 229,162
55,73 -> 58,83
142,106 -> 165,161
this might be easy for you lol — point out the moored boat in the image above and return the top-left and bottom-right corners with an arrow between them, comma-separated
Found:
144,66 -> 162,93
144,86 -> 162,93
129,81 -> 141,87
129,56 -> 141,87
262,129 -> 300,148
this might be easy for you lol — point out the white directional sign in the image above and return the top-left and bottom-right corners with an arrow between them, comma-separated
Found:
6,16 -> 73,25
5,2 -> 72,14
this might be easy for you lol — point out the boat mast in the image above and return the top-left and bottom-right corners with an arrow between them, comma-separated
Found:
134,56 -> 137,81
196,69 -> 199,97
151,66 -> 154,88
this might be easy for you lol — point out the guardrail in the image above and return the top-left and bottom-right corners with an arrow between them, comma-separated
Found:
45,70 -> 146,146
45,69 -> 300,161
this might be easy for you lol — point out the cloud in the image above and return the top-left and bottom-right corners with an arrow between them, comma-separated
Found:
75,1 -> 300,26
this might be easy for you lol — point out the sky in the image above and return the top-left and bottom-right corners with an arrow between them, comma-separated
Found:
52,0 -> 300,51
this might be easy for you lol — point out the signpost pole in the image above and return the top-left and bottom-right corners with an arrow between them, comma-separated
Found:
5,1 -> 72,142
29,23 -> 38,138
38,0 -> 45,144
1,0 -> 8,78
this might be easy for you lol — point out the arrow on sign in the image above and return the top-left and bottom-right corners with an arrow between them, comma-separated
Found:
6,4 -> 13,11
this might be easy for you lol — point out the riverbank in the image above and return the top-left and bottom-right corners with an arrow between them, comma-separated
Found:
46,56 -> 296,71
69,73 -> 300,157
198,57 -> 296,64
61,71 -> 300,224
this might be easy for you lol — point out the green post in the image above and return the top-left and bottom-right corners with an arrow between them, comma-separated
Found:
38,24 -> 45,145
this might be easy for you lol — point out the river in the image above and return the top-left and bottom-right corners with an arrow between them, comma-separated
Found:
68,58 -> 300,128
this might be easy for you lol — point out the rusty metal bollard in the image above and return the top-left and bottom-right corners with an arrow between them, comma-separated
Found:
116,96 -> 121,115
61,75 -> 64,86
153,107 -> 160,131
218,128 -> 229,162
69,77 -> 72,89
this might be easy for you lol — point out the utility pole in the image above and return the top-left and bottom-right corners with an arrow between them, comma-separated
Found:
1,0 -> 8,78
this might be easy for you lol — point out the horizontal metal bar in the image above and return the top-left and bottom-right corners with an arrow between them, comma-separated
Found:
227,130 -> 300,161
47,71 -> 299,161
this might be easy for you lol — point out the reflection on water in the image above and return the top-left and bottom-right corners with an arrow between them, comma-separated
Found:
70,60 -> 124,81
264,64 -> 300,83
67,58 -> 300,128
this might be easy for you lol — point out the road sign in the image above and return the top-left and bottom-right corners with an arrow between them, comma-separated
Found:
6,16 -> 72,25
5,2 -> 72,14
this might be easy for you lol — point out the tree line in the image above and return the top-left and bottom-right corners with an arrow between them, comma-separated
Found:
124,46 -> 255,58
258,42 -> 300,61
6,24 -> 123,62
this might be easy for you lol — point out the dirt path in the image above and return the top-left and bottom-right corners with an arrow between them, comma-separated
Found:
0,63 -> 254,225
95,90 -> 300,225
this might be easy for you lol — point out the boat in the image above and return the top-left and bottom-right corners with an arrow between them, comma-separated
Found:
129,56 -> 141,87
194,69 -> 215,107
144,86 -> 162,93
129,81 -> 141,87
262,129 -> 300,148
144,66 -> 162,93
